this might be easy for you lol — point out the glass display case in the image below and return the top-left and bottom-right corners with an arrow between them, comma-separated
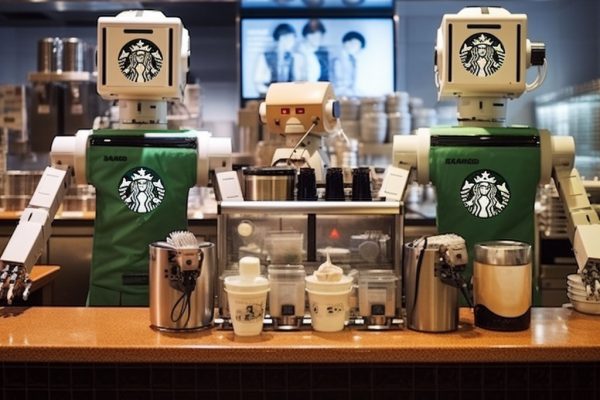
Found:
217,200 -> 403,328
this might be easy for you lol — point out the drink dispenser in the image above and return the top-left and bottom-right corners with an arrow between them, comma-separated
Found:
358,270 -> 398,328
149,237 -> 216,331
268,264 -> 306,329
404,234 -> 469,332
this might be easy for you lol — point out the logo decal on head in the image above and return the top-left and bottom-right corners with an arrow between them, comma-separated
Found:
118,167 -> 165,213
118,39 -> 163,83
460,169 -> 510,219
460,33 -> 505,77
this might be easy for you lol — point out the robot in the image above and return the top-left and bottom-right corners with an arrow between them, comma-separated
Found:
0,10 -> 231,306
393,7 -> 600,310
259,81 -> 340,182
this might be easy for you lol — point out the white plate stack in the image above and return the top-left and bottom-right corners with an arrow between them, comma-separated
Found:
339,97 -> 361,140
360,97 -> 387,144
386,92 -> 411,137
567,273 -> 600,314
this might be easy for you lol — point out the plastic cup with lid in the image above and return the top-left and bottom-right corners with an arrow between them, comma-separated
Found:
224,256 -> 270,336
305,254 -> 353,332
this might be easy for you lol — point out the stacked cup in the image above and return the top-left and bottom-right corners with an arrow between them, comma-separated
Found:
386,92 -> 412,137
567,274 -> 600,314
360,97 -> 387,144
224,256 -> 270,336
305,254 -> 353,332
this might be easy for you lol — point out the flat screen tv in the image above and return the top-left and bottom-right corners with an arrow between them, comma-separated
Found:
240,0 -> 394,10
240,17 -> 396,101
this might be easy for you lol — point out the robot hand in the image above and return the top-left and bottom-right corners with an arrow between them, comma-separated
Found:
0,264 -> 32,304
573,225 -> 600,298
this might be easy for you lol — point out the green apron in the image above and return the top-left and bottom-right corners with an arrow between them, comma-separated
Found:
87,130 -> 197,306
429,126 -> 540,288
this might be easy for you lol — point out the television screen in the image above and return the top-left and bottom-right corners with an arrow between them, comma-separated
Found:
240,17 -> 396,100
240,0 -> 394,10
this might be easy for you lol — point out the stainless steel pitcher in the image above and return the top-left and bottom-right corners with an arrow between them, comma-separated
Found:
149,241 -> 216,331
404,234 -> 468,333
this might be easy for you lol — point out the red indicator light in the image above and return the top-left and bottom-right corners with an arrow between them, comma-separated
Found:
281,107 -> 290,115
295,107 -> 305,114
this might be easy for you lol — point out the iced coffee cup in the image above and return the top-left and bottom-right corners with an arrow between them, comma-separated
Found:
305,253 -> 353,332
224,256 -> 270,336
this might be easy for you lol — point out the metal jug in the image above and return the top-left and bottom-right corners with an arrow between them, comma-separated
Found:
149,241 -> 215,331
404,234 -> 469,332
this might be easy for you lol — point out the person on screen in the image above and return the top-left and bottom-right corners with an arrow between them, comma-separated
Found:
254,23 -> 298,96
295,19 -> 330,82
331,31 -> 366,96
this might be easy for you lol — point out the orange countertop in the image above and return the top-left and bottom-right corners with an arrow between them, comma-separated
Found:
0,307 -> 598,364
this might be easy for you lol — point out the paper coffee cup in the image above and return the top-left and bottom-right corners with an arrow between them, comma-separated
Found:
307,289 -> 351,332
226,289 -> 268,336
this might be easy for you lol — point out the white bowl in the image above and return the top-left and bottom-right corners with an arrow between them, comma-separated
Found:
570,298 -> 600,315
567,274 -> 583,285
568,288 -> 589,299
567,291 -> 600,303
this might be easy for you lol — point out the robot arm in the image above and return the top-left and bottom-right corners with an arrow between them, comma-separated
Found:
0,167 -> 70,304
0,130 -> 88,304
550,136 -> 600,296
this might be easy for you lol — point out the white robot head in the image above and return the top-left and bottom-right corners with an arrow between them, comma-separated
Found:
97,10 -> 189,102
97,10 -> 190,127
258,82 -> 340,136
434,7 -> 546,123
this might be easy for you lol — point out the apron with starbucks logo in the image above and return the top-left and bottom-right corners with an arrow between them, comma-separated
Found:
87,130 -> 198,306
428,126 -> 541,281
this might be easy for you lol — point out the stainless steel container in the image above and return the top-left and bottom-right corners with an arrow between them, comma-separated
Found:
61,38 -> 84,72
473,241 -> 532,331
149,241 -> 216,331
37,37 -> 61,72
404,234 -> 467,332
5,171 -> 43,196
243,166 -> 295,201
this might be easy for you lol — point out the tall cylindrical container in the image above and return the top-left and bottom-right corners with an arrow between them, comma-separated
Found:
149,242 -> 216,331
61,38 -> 85,72
404,235 -> 467,332
473,241 -> 532,331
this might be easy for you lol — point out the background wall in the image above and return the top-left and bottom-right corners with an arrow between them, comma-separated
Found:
0,0 -> 598,129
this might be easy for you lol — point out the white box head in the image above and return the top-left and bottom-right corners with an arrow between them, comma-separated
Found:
435,7 -> 528,100
97,10 -> 189,102
259,82 -> 340,136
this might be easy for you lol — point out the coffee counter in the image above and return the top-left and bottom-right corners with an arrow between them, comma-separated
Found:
0,307 -> 598,363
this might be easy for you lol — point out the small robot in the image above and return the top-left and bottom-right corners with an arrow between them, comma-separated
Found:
0,10 -> 231,306
393,7 -> 599,314
259,81 -> 340,182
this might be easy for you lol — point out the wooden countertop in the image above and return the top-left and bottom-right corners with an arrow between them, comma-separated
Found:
0,307 -> 598,363
29,265 -> 60,293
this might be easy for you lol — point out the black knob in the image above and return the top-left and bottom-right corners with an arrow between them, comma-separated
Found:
531,42 -> 546,66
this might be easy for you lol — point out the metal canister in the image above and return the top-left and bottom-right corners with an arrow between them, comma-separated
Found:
37,37 -> 61,72
243,166 -> 295,201
61,38 -> 84,72
404,234 -> 468,332
149,242 -> 216,331
473,241 -> 532,331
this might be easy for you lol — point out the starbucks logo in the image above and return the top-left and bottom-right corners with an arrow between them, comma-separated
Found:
118,167 -> 165,213
118,39 -> 163,83
460,170 -> 510,219
460,33 -> 505,77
